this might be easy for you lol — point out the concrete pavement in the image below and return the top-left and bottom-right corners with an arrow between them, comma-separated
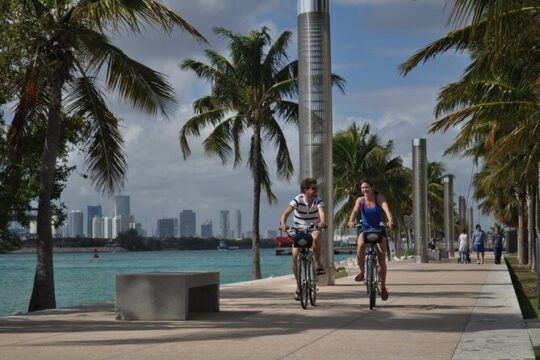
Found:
0,253 -> 535,360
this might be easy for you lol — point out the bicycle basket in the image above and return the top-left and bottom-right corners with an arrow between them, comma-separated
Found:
363,229 -> 383,243
293,233 -> 313,248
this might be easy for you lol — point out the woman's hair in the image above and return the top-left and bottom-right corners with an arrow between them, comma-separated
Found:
462,228 -> 468,233
359,178 -> 379,195
300,177 -> 317,193
360,178 -> 374,188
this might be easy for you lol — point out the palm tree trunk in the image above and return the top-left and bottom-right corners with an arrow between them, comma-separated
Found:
251,122 -> 262,279
28,31 -> 70,311
517,191 -> 527,265
528,185 -> 536,271
28,70 -> 64,312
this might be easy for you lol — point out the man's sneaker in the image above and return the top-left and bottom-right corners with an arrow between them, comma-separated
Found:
481,259 -> 484,264
477,260 -> 480,264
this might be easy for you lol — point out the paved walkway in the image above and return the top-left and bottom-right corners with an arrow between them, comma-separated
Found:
0,253 -> 535,360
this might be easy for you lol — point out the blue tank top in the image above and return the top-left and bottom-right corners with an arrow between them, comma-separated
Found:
361,195 -> 383,228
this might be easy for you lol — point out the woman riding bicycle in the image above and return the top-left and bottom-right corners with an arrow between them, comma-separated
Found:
347,179 -> 394,301
280,177 -> 326,301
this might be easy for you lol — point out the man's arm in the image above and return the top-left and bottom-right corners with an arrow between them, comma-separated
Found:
318,206 -> 326,229
280,206 -> 294,231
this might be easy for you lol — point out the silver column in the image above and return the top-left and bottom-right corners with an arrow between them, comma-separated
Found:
412,138 -> 428,263
443,175 -> 454,257
467,206 -> 474,238
298,0 -> 334,284
458,196 -> 467,233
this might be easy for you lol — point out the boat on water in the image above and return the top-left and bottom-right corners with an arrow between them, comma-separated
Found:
217,240 -> 239,250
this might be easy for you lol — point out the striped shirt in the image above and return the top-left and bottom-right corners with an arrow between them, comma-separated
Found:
289,194 -> 324,228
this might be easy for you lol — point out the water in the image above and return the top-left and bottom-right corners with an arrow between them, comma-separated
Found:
0,249 -> 351,316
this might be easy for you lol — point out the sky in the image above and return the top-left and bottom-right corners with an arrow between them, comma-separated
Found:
37,0 -> 493,236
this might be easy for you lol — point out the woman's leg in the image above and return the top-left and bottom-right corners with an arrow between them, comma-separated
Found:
356,233 -> 365,280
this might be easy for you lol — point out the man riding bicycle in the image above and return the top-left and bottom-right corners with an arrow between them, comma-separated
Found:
347,179 -> 394,301
280,177 -> 326,301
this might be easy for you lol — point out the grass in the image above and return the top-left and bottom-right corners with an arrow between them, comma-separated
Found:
505,255 -> 540,319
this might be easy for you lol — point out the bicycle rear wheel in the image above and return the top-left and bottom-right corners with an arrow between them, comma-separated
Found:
298,256 -> 309,309
308,257 -> 317,306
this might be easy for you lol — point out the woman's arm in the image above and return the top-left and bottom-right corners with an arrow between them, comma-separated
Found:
347,197 -> 362,228
378,194 -> 394,228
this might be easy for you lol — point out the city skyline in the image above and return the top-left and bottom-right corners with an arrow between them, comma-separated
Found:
24,1 -> 493,234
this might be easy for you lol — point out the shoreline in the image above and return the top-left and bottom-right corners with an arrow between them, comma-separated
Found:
6,246 -> 128,254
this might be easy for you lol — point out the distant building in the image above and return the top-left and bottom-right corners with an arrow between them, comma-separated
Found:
68,210 -> 84,237
114,195 -> 131,233
103,217 -> 113,239
235,209 -> 242,240
201,219 -> 213,238
180,210 -> 196,237
86,205 -> 102,238
219,210 -> 230,239
157,218 -> 176,238
265,230 -> 277,239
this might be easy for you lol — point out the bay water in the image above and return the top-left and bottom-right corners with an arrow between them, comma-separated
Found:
0,249 -> 352,316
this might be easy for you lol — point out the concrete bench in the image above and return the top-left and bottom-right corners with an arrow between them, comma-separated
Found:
115,272 -> 219,321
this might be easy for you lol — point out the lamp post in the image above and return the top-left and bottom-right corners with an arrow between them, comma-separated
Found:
298,0 -> 334,284
443,175 -> 454,257
412,138 -> 428,263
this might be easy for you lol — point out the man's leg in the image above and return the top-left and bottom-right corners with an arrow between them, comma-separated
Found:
312,231 -> 322,269
292,247 -> 299,287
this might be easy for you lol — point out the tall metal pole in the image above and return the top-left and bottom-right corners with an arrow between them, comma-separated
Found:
467,206 -> 474,238
412,138 -> 428,263
443,175 -> 454,257
458,196 -> 467,233
298,0 -> 334,284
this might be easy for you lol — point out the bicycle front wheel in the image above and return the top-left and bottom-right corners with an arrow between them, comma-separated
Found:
298,256 -> 309,309
368,257 -> 377,309
308,257 -> 317,306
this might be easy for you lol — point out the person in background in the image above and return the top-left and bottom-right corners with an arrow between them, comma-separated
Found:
458,228 -> 468,264
492,226 -> 505,264
472,224 -> 487,264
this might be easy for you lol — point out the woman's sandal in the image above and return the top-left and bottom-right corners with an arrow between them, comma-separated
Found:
315,268 -> 326,275
293,290 -> 301,301
379,287 -> 389,301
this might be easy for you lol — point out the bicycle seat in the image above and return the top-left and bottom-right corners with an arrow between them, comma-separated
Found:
292,233 -> 313,248
363,228 -> 383,244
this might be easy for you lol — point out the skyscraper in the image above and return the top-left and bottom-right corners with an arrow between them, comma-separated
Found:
68,210 -> 84,237
180,210 -> 196,237
157,218 -> 176,238
201,219 -> 213,238
219,210 -> 230,239
87,205 -> 102,238
235,209 -> 242,240
114,195 -> 131,234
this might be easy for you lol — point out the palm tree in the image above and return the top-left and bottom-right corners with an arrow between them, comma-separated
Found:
179,26 -> 345,279
333,122 -> 410,233
6,0 -> 204,312
427,162 -> 445,238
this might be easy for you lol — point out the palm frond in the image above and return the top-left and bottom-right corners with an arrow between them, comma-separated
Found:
72,0 -> 206,41
179,107 -> 227,158
66,76 -> 126,195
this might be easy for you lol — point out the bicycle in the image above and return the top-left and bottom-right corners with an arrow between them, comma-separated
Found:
286,224 -> 322,309
355,223 -> 385,310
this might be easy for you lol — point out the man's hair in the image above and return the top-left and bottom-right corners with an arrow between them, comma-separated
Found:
476,224 -> 481,229
300,178 -> 317,193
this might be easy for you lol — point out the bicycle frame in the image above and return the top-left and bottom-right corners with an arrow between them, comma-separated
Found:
287,225 -> 319,309
358,226 -> 384,310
